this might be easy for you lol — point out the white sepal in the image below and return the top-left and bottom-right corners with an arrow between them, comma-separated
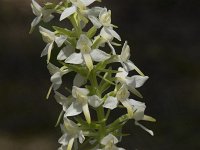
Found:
76,34 -> 93,51
121,41 -> 130,62
65,53 -> 84,64
64,102 -> 82,117
55,35 -> 67,47
57,46 -> 75,61
90,49 -> 111,62
88,15 -> 102,28
103,96 -> 118,110
101,134 -> 118,145
88,95 -> 103,108
60,6 -> 77,21
106,27 -> 121,41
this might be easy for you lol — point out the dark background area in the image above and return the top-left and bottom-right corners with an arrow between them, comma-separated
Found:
0,0 -> 200,149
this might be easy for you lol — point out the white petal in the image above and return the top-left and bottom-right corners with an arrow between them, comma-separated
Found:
90,49 -> 111,62
51,72 -> 62,90
103,96 -> 118,110
80,0 -> 96,6
128,99 -> 146,108
31,0 -> 42,16
135,121 -> 154,136
108,41 -> 116,55
116,85 -> 130,100
58,134 -> 69,145
47,42 -> 54,63
86,7 -> 104,17
88,95 -> 103,108
60,6 -> 77,21
73,74 -> 86,87
116,67 -> 128,80
101,134 -> 118,145
55,35 -> 67,47
72,86 -> 89,98
54,92 -> 72,111
100,27 -> 113,41
64,102 -> 82,117
31,15 -> 42,29
127,85 -> 143,98
42,9 -> 54,22
54,91 -> 67,105
40,42 -> 54,63
57,45 -> 75,60
41,43 -> 50,57
88,15 -> 102,28
106,27 -> 121,41
127,75 -> 149,88
99,8 -> 112,26
39,26 -> 55,43
47,63 -> 60,75
121,41 -> 130,62
128,99 -> 146,120
125,60 -> 144,76
76,34 -> 93,50
51,72 -> 62,84
65,53 -> 84,64
43,13 -> 54,22
143,115 -> 156,122
64,117 -> 79,128
120,99 -> 134,118
78,131 -> 85,144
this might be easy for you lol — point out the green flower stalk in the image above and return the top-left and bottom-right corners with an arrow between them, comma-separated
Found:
30,0 -> 156,149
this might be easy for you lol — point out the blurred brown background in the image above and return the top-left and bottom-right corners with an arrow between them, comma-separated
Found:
0,0 -> 200,149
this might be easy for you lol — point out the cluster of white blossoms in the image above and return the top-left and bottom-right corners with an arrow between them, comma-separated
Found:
31,0 -> 156,149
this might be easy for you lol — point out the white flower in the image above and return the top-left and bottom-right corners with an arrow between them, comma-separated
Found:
64,86 -> 91,124
128,99 -> 156,136
116,67 -> 149,98
88,8 -> 121,55
103,85 -> 134,118
30,0 -> 54,33
98,134 -> 125,150
46,63 -> 70,99
58,118 -> 85,150
47,63 -> 69,90
65,34 -> 111,71
60,0 -> 97,21
100,27 -> 121,55
39,26 -> 67,63
118,41 -> 144,75
88,7 -> 113,28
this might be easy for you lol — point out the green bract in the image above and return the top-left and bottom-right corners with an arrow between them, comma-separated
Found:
30,0 -> 156,149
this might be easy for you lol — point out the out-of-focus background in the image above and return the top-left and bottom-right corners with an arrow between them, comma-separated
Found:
0,0 -> 200,149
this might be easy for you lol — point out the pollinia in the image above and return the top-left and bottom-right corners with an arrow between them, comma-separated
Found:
30,0 -> 156,149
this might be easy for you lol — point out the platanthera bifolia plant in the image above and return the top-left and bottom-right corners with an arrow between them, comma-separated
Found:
30,0 -> 156,149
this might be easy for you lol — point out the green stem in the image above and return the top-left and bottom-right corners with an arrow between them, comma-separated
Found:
89,70 -> 106,142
